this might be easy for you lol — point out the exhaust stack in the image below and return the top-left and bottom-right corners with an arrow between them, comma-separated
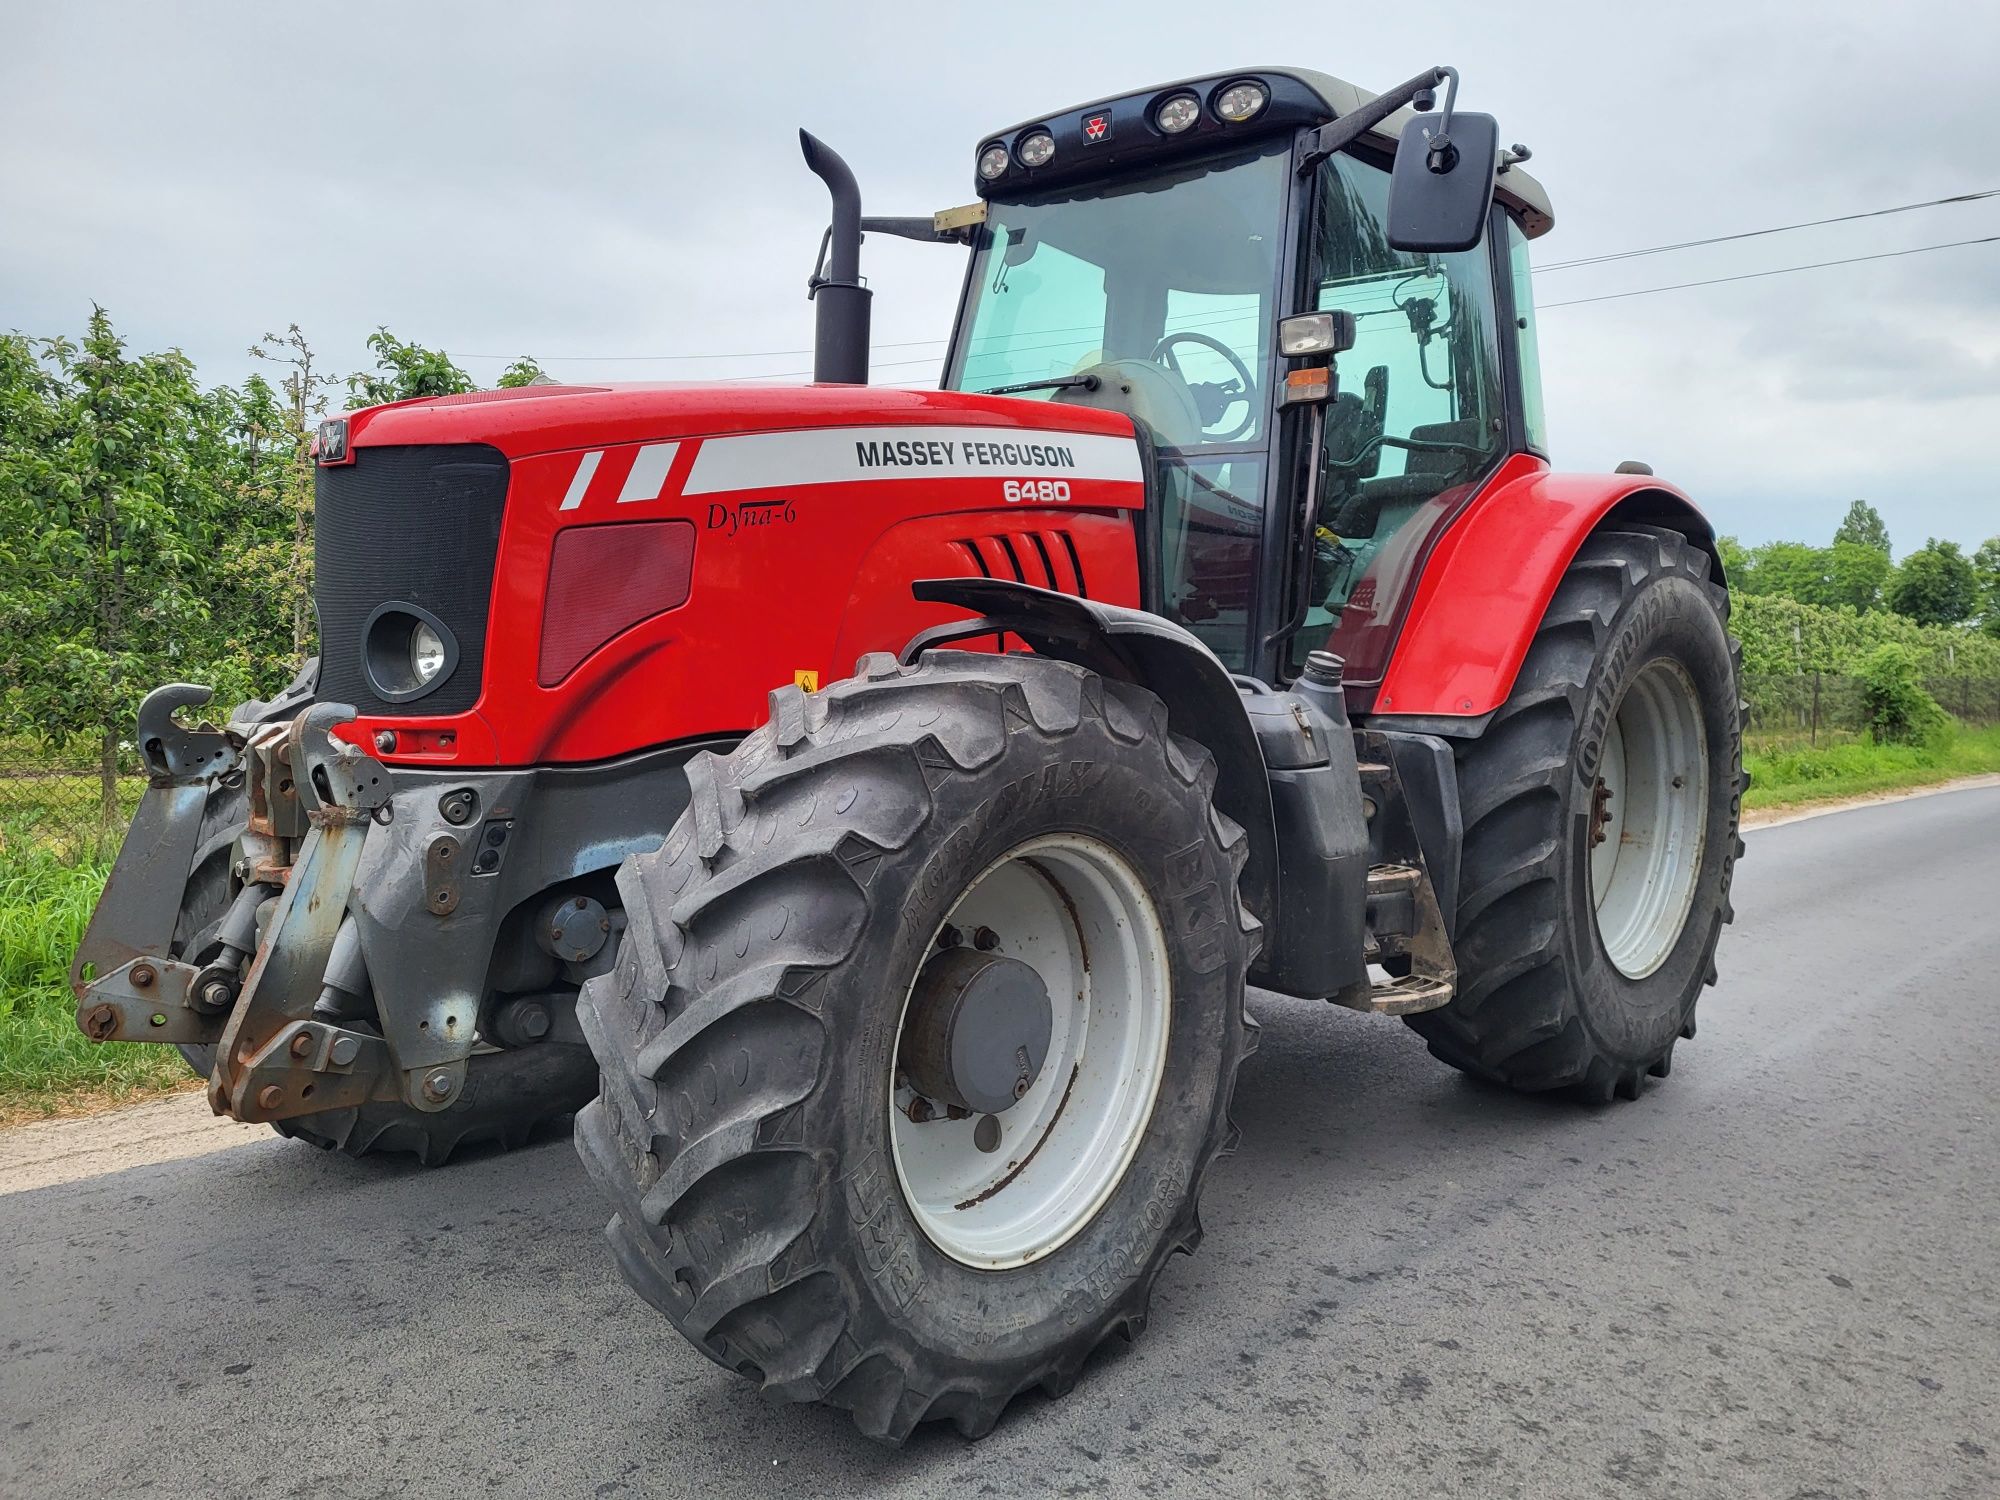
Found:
800,130 -> 872,385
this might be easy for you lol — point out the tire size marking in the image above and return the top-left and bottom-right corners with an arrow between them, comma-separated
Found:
843,1149 -> 925,1311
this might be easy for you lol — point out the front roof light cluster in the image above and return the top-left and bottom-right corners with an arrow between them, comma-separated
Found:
1155,93 -> 1200,134
1214,80 -> 1269,122
1015,129 -> 1057,168
977,143 -> 1011,181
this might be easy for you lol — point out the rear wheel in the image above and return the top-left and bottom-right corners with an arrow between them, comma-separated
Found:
171,772 -> 594,1166
1406,526 -> 1745,1099
576,652 -> 1259,1443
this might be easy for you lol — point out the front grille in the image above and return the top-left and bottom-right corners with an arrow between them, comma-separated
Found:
314,444 -> 509,717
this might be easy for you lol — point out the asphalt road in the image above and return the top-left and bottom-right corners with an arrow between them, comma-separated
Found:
6,787 -> 1998,1499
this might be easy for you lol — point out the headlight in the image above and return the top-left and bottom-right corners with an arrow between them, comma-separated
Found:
1214,80 -> 1269,123
1016,130 -> 1056,168
977,143 -> 1010,181
361,603 -> 457,703
1155,94 -> 1200,134
412,620 -> 446,684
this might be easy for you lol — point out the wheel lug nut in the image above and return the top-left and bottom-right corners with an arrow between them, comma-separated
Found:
972,927 -> 1000,951
936,924 -> 962,949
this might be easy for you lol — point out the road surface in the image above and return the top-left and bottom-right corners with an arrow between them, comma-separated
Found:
5,787 -> 1998,1498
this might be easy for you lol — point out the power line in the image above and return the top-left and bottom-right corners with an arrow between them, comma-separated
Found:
1538,235 -> 1999,309
1537,188 -> 2000,272
453,191 -> 2000,368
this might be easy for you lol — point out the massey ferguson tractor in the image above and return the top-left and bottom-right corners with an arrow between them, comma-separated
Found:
73,64 -> 1743,1440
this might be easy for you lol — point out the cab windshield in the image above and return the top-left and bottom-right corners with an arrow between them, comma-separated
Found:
945,144 -> 1290,663
946,143 -> 1288,450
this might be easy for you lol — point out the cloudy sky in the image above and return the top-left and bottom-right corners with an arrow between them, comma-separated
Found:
4,1 -> 1996,551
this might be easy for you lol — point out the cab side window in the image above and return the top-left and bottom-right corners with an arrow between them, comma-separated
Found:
1292,154 -> 1506,669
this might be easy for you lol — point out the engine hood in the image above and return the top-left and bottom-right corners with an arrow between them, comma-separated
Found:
343,382 -> 1139,462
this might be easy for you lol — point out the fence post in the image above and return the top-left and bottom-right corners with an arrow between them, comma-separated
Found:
1811,671 -> 1820,747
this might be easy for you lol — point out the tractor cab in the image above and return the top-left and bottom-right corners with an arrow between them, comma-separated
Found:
938,68 -> 1554,690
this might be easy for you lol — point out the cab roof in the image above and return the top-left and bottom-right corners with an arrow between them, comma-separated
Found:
978,65 -> 1553,239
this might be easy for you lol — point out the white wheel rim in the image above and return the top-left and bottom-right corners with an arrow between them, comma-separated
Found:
889,834 -> 1171,1270
1590,659 -> 1709,979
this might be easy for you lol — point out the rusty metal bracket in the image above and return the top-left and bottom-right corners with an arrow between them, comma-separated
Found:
423,833 -> 464,915
76,956 -> 221,1046
71,684 -> 245,1002
289,702 -> 393,820
209,704 -> 394,1120
226,1018 -> 399,1123
136,683 -> 239,785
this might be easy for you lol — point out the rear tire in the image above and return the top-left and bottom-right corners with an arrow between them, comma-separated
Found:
576,651 -> 1259,1443
171,766 -> 594,1166
1406,526 -> 1745,1100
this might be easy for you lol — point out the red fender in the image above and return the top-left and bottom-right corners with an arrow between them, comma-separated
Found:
1371,461 -> 1719,720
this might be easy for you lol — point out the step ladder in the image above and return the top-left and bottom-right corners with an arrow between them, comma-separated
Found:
1330,863 -> 1456,1016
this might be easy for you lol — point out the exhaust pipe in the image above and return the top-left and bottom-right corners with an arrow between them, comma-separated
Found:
800,130 -> 872,385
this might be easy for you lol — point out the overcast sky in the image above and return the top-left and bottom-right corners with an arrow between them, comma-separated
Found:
4,1 -> 1996,551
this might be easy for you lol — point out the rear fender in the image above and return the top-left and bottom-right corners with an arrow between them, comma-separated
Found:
907,578 -> 1278,929
1371,473 -> 1721,722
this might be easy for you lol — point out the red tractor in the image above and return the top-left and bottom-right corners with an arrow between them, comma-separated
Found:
74,65 -> 1743,1440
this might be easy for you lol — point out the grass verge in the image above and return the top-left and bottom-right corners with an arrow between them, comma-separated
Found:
0,840 -> 196,1126
1744,722 -> 2000,812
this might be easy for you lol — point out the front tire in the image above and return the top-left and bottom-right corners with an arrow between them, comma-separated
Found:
576,652 -> 1259,1443
1406,526 -> 1745,1100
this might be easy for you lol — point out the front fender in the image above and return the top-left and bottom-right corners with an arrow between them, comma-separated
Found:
907,578 -> 1278,929
1372,471 -> 1721,720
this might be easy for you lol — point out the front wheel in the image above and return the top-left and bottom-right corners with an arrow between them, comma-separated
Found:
1407,526 -> 1745,1100
575,652 -> 1259,1443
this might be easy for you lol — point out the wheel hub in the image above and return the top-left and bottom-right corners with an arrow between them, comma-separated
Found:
901,948 -> 1052,1117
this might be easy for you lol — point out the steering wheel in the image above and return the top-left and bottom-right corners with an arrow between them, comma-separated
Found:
1152,331 -> 1256,441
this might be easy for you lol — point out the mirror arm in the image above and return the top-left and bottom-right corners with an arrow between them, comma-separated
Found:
1295,65 -> 1453,176
860,215 -> 974,246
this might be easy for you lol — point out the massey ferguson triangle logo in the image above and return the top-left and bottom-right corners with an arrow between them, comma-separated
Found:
1084,114 -> 1109,142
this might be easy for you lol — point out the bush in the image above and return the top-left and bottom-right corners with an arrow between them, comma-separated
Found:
1858,644 -> 1950,745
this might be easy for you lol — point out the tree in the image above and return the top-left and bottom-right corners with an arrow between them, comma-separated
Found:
1743,541 -> 1833,606
1825,539 -> 1892,613
248,326 -> 339,660
496,356 -> 549,387
0,309 -> 228,818
1715,534 -> 1752,585
1832,499 -> 1891,556
1975,536 -> 2000,639
347,328 -> 474,407
1886,538 -> 1979,627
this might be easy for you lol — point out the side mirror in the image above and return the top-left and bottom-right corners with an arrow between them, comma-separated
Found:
1387,108 -> 1499,253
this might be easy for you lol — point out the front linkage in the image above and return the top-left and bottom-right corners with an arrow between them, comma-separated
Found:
74,687 -> 450,1124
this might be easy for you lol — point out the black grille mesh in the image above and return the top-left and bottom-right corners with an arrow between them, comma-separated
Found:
314,444 -> 509,717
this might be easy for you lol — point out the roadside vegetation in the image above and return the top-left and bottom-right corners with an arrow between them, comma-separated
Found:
0,835 -> 193,1124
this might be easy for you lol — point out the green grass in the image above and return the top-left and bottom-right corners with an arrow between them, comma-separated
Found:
0,839 -> 195,1125
1745,722 -> 2000,811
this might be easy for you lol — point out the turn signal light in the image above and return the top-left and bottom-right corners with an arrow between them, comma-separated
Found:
1280,367 -> 1333,406
538,520 -> 696,686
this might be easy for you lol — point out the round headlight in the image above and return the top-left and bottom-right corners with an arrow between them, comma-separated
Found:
411,620 -> 446,684
1016,130 -> 1056,168
977,143 -> 1010,181
1215,80 -> 1269,123
1155,94 -> 1200,134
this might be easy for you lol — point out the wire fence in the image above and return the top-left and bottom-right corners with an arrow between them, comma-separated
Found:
0,760 -> 144,863
1744,674 -> 2000,747
4,673 -> 1998,854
